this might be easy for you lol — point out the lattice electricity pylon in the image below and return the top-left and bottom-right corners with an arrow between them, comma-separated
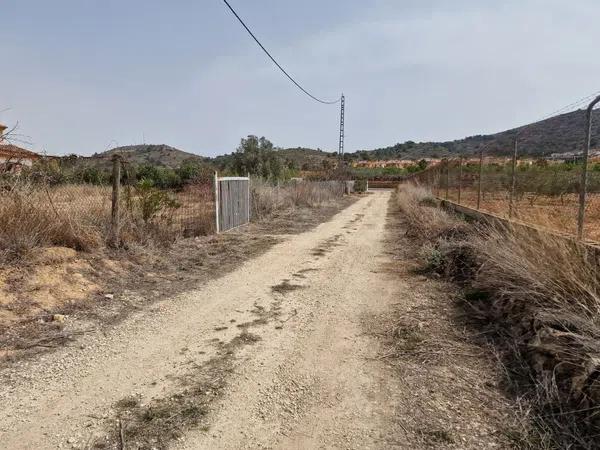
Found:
338,94 -> 345,157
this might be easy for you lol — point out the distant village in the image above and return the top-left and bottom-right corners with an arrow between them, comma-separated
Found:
351,150 -> 600,169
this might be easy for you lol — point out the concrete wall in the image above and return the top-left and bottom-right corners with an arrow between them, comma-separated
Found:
0,156 -> 34,167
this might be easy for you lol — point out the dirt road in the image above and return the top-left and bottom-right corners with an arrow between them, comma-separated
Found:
1,191 -> 407,449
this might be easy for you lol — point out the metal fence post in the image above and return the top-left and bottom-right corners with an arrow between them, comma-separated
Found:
577,95 -> 600,239
214,171 -> 220,234
445,159 -> 449,200
110,154 -> 121,247
509,138 -> 518,218
457,156 -> 463,204
477,148 -> 483,210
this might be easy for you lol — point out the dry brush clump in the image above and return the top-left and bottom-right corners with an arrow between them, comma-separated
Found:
469,226 -> 600,448
396,184 -> 476,281
396,184 -> 467,242
396,182 -> 600,448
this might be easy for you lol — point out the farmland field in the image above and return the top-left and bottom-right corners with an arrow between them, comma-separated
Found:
421,161 -> 600,242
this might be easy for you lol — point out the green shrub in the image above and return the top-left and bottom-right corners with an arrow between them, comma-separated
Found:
136,179 -> 181,223
354,179 -> 368,192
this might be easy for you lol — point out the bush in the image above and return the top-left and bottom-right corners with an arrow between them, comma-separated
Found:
135,179 -> 181,223
354,179 -> 368,192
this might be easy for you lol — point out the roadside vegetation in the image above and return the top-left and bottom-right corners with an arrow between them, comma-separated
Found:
395,183 -> 600,449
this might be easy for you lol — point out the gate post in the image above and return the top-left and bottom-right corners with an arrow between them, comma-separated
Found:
477,148 -> 483,210
214,171 -> 220,234
577,95 -> 600,239
247,173 -> 251,223
445,159 -> 449,200
110,154 -> 121,247
457,156 -> 463,204
509,138 -> 518,218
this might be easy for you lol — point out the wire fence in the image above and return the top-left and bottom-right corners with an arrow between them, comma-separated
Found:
0,154 -> 349,253
409,155 -> 600,242
404,93 -> 600,243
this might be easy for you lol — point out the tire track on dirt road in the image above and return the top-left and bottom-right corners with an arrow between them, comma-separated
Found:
176,191 -> 406,449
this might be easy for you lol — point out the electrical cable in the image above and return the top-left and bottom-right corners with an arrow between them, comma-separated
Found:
221,0 -> 340,105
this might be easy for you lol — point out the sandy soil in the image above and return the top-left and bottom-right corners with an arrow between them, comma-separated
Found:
0,192 -> 515,449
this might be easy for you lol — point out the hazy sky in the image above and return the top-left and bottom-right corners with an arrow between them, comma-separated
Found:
2,0 -> 600,157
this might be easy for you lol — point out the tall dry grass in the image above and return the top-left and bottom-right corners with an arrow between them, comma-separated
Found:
0,180 -> 208,262
251,179 -> 345,220
396,184 -> 466,241
0,183 -> 106,261
396,182 -> 600,448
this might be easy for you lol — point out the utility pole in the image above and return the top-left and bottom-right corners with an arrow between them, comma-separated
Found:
338,94 -> 345,159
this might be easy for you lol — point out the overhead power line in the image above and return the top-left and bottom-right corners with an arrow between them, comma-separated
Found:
221,0 -> 340,105
539,90 -> 600,121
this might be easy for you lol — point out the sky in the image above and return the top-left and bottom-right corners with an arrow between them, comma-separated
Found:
2,0 -> 600,157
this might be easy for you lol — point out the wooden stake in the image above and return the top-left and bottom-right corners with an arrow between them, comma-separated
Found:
110,155 -> 121,247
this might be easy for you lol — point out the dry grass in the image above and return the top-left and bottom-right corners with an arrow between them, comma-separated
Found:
396,182 -> 600,449
396,185 -> 467,243
0,183 -> 106,262
0,180 -> 218,263
250,179 -> 345,220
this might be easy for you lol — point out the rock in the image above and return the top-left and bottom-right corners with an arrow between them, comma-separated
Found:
104,294 -> 114,300
52,314 -> 67,323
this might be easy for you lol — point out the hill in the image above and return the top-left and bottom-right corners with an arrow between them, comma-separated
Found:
99,144 -> 207,167
360,108 -> 600,160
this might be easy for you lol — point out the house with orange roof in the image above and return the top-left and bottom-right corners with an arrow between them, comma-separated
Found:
0,123 -> 41,173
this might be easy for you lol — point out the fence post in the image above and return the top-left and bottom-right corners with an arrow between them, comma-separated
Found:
577,95 -> 600,239
457,156 -> 463,204
509,137 -> 518,218
247,172 -> 250,224
214,171 -> 220,234
445,159 -> 449,200
477,148 -> 483,210
110,154 -> 121,247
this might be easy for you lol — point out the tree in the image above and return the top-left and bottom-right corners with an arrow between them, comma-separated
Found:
231,135 -> 282,180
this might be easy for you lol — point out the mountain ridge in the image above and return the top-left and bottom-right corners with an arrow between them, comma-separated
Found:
360,108 -> 600,160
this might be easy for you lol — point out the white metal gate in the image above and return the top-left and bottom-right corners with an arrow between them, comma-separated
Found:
214,173 -> 250,232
